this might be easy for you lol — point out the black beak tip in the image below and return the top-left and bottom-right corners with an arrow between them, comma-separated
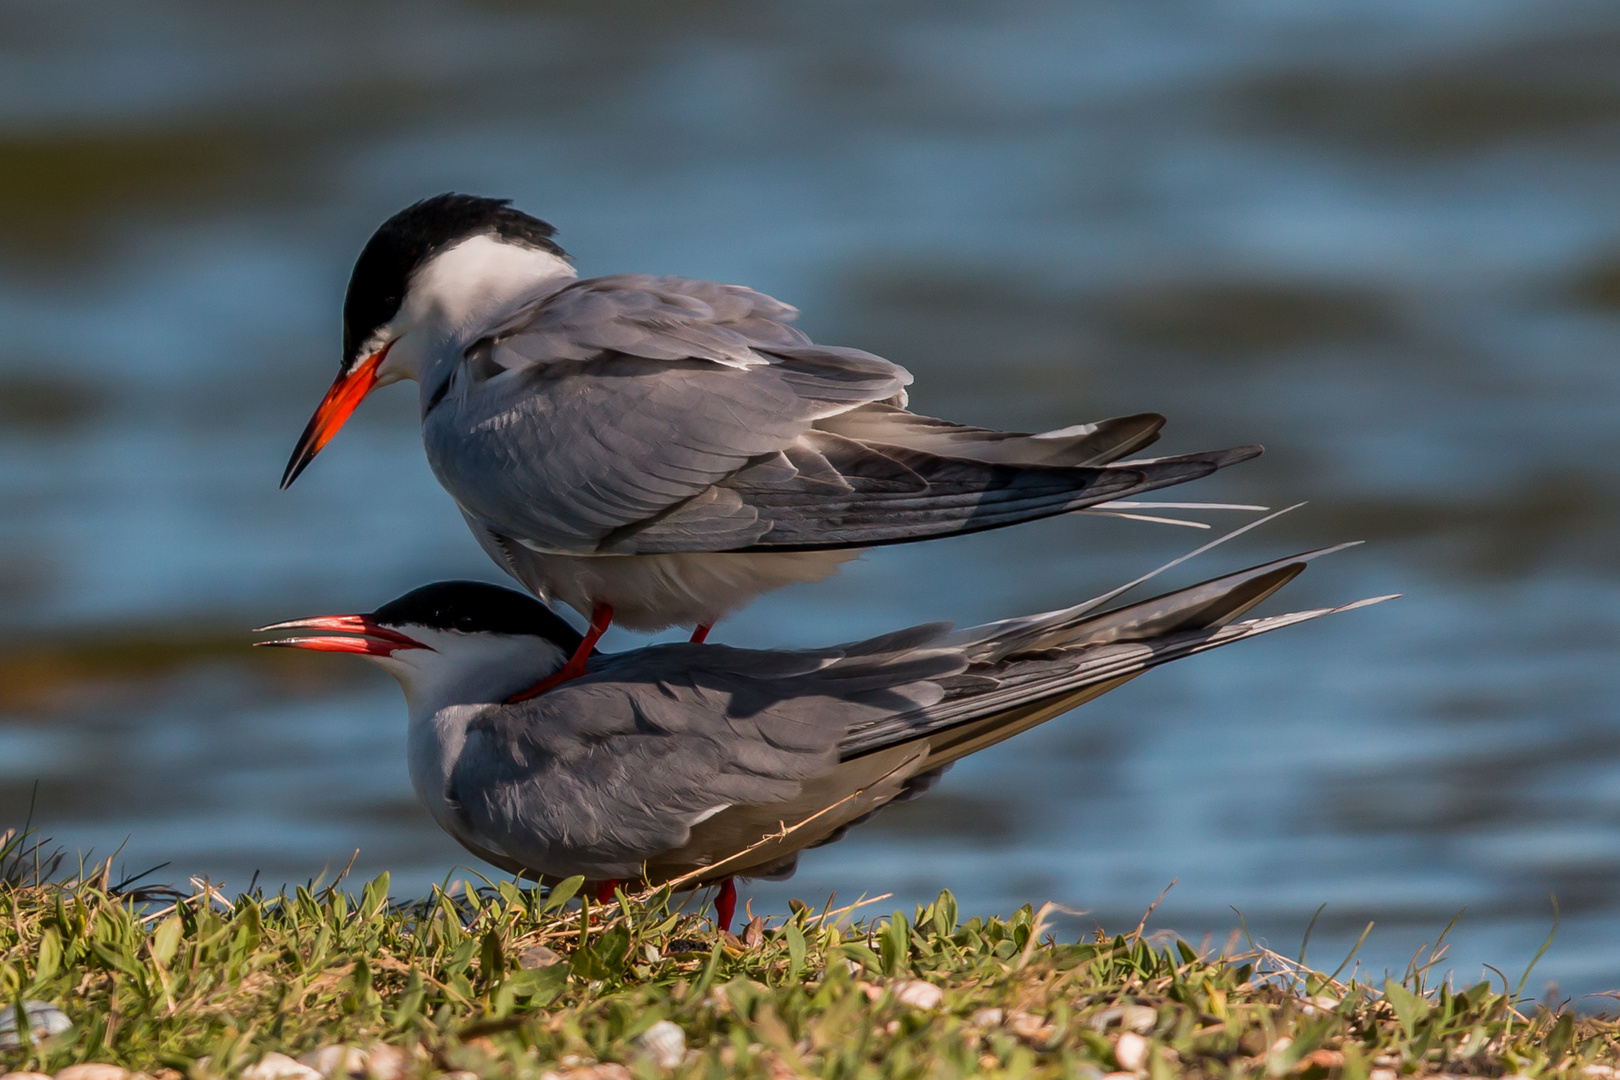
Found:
280,448 -> 311,490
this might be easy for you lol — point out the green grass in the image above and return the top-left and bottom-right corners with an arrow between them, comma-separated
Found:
2,828 -> 1617,1080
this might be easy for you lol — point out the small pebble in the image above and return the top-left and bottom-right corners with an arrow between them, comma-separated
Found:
1121,1005 -> 1156,1033
636,1021 -> 686,1069
1114,1031 -> 1149,1072
1369,1069 -> 1398,1080
1090,1004 -> 1155,1033
2,1072 -> 56,1080
892,980 -> 943,1009
0,1002 -> 72,1049
55,1067 -> 128,1080
240,1053 -> 320,1080
970,1008 -> 1004,1027
1009,1011 -> 1055,1043
299,1048 -> 364,1079
362,1045 -> 404,1080
561,1067 -> 631,1080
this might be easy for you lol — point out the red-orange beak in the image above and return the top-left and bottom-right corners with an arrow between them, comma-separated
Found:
252,613 -> 431,656
280,346 -> 388,489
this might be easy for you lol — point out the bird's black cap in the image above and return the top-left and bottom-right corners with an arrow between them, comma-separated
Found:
373,581 -> 584,652
342,193 -> 568,368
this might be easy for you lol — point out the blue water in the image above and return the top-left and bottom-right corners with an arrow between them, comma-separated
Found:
3,0 -> 1620,999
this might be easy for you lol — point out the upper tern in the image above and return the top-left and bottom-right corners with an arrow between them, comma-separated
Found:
281,194 -> 1262,694
256,548 -> 1389,931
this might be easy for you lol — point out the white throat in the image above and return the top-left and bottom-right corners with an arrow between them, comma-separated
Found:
371,626 -> 568,724
375,235 -> 576,386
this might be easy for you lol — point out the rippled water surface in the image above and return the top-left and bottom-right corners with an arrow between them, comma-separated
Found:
4,0 -> 1620,997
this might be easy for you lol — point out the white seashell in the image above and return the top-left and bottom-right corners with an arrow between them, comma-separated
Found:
1114,1031 -> 1149,1072
1091,1004 -> 1156,1033
297,1043 -> 403,1080
1121,1005 -> 1157,1033
54,1067 -> 129,1080
241,1053 -> 321,1080
299,1048 -> 364,1079
892,980 -> 942,1009
637,1020 -> 687,1069
0,1002 -> 71,1050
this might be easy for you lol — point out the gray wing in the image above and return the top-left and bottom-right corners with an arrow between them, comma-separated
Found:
446,634 -> 964,879
425,274 -> 1258,555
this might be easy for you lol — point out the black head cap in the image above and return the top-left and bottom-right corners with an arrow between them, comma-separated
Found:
342,193 -> 568,368
373,581 -> 584,652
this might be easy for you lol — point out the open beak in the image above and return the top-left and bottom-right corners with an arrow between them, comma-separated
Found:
252,613 -> 431,656
280,346 -> 389,489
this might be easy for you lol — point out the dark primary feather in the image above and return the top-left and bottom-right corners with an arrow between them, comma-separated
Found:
814,403 -> 1166,467
724,442 -> 1262,551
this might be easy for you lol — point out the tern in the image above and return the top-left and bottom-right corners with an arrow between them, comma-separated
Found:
255,544 -> 1389,931
280,194 -> 1263,696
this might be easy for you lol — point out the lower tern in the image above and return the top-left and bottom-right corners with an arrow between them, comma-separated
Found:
256,548 -> 1389,931
280,194 -> 1262,696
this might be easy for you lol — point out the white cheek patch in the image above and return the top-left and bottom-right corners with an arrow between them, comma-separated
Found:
403,235 -> 575,339
374,333 -> 428,385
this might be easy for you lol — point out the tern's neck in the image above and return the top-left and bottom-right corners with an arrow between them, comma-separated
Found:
385,235 -> 576,388
374,629 -> 569,724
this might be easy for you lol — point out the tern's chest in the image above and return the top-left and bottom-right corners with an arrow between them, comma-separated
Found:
406,709 -> 480,839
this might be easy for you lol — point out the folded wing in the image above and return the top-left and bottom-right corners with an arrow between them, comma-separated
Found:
447,634 -> 964,879
427,275 -> 1256,556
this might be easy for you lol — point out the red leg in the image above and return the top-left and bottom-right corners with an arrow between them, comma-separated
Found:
594,879 -> 620,904
508,603 -> 613,702
689,623 -> 712,644
714,878 -> 737,934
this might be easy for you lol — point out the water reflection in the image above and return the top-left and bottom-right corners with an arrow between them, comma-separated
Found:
1,0 -> 1619,998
